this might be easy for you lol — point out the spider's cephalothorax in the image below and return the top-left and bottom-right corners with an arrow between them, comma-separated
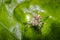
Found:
32,14 -> 42,26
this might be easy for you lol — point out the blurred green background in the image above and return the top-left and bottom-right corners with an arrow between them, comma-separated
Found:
0,0 -> 60,40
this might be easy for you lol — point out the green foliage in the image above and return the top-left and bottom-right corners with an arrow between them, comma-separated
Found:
0,0 -> 60,40
5,0 -> 12,4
